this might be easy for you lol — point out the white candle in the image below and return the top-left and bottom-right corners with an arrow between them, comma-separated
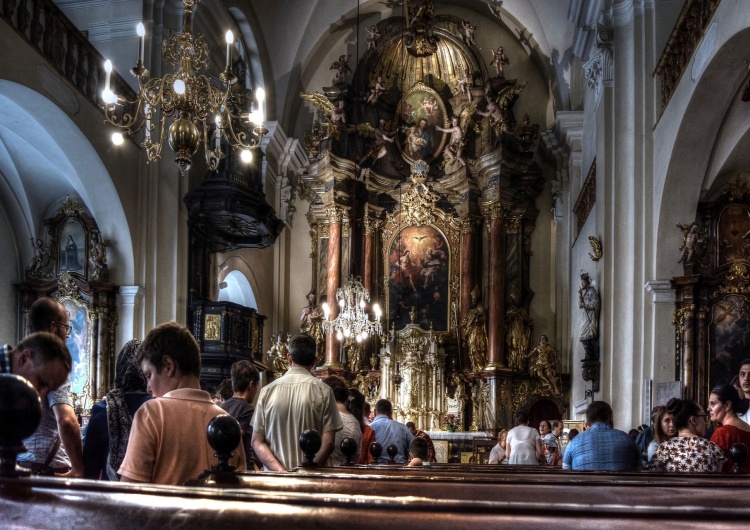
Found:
144,103 -> 151,139
104,60 -> 112,91
214,115 -> 221,150
137,23 -> 145,62
225,31 -> 233,69
255,87 -> 265,123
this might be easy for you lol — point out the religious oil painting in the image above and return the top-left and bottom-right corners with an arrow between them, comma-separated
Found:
395,83 -> 448,163
59,219 -> 86,274
709,294 -> 750,390
61,298 -> 90,396
718,204 -> 750,265
388,225 -> 449,331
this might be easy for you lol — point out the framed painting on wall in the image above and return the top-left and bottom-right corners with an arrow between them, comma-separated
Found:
395,82 -> 449,164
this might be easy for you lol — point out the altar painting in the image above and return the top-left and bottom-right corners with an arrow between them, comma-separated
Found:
709,294 -> 750,391
388,225 -> 449,331
395,83 -> 448,163
61,297 -> 90,395
59,220 -> 85,274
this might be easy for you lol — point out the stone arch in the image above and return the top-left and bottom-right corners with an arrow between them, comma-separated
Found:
218,255 -> 264,313
218,269 -> 258,309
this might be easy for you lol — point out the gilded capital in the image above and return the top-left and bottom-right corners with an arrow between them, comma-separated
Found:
483,202 -> 507,221
325,205 -> 345,223
504,216 -> 522,234
362,217 -> 381,236
458,217 -> 477,234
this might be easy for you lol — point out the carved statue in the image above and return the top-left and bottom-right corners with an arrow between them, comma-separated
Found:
354,119 -> 396,164
677,222 -> 700,264
266,331 -> 290,378
366,75 -> 386,105
436,115 -> 466,167
300,291 -> 325,357
490,46 -> 509,77
456,68 -> 471,96
461,286 -> 487,373
366,25 -> 381,51
26,237 -> 47,276
505,285 -> 533,371
354,371 -> 371,397
331,54 -> 352,85
346,341 -> 362,372
446,372 -> 467,423
88,230 -> 109,280
460,20 -> 477,47
470,379 -> 485,431
300,91 -> 344,143
525,335 -> 561,395
578,272 -> 600,361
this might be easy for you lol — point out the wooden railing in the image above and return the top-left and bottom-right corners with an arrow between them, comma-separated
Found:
0,0 -> 136,110
654,0 -> 721,115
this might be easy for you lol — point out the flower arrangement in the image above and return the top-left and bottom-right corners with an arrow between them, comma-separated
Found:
443,414 -> 460,432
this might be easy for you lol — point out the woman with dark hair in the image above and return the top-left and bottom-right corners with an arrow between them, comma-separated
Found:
322,376 -> 362,466
708,383 -> 750,472
647,398 -> 724,472
348,387 -> 377,464
538,420 -> 551,438
647,406 -> 676,462
505,411 -> 543,465
82,340 -> 151,480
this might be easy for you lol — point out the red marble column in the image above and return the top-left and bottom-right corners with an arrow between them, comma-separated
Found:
362,218 -> 379,294
324,206 -> 344,369
486,205 -> 506,369
459,218 -> 475,322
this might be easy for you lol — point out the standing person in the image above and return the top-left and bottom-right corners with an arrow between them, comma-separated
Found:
118,322 -> 246,485
737,359 -> 750,423
322,376 -> 362,466
488,429 -> 508,464
563,401 -> 641,471
82,339 -> 151,480
648,398 -> 725,473
406,421 -> 436,463
505,411 -> 543,465
708,383 -> 750,473
538,420 -> 551,438
647,406 -> 676,462
369,399 -> 413,464
252,334 -> 342,472
220,360 -> 260,470
17,298 -> 83,478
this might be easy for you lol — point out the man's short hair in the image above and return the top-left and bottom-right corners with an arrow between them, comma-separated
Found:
586,401 -> 613,425
230,360 -> 259,393
28,298 -> 64,333
17,332 -> 72,374
137,321 -> 200,377
551,420 -> 562,429
406,421 -> 416,430
409,437 -> 428,460
375,399 -> 392,415
288,334 -> 317,366
740,358 -> 750,369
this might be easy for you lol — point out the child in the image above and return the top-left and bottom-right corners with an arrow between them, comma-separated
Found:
407,437 -> 429,467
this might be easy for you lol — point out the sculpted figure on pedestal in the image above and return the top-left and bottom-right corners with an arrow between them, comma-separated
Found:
505,285 -> 533,371
525,335 -> 561,396
462,286 -> 487,373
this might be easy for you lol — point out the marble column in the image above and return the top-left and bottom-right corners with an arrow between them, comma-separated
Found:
117,285 -> 144,353
362,217 -> 379,294
459,218 -> 475,322
486,204 -> 506,369
324,205 -> 344,370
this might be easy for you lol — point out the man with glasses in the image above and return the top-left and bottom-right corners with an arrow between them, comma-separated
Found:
16,297 -> 84,477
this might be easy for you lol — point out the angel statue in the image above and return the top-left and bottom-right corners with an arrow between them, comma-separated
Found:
88,230 -> 109,280
460,20 -> 477,47
366,75 -> 387,105
354,119 -> 396,165
26,237 -> 47,276
477,82 -> 526,136
525,335 -> 561,396
461,285 -> 487,373
366,25 -> 381,51
331,54 -> 352,85
300,91 -> 343,141
490,46 -> 509,77
505,285 -> 533,371
436,116 -> 467,168
677,222 -> 701,264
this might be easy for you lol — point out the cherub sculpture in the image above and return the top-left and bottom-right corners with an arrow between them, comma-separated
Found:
461,20 -> 477,47
436,116 -> 467,167
477,82 -> 527,135
490,46 -> 509,77
331,54 -> 352,85
366,25 -> 381,51
354,119 -> 396,165
366,75 -> 387,105
677,222 -> 701,264
456,68 -> 471,96
26,237 -> 47,275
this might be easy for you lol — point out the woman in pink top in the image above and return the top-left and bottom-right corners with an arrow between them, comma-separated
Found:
708,383 -> 750,473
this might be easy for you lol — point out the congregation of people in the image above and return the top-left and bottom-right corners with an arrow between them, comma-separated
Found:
4,298 -> 750,484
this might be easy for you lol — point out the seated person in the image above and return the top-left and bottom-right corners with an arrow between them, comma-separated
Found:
118,322 -> 246,485
407,437 -> 429,467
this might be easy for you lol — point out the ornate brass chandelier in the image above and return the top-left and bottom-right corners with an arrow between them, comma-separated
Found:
322,277 -> 383,342
100,0 -> 267,174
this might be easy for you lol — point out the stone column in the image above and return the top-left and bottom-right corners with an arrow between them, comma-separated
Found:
362,218 -> 379,294
459,218 -> 475,321
117,286 -> 144,353
485,203 -> 506,369
323,205 -> 345,370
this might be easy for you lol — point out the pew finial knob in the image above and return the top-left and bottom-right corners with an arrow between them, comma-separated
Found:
0,374 -> 42,478
386,444 -> 398,464
300,429 -> 322,467
340,437 -> 358,466
730,443 -> 747,474
370,442 -> 383,463
207,414 -> 242,472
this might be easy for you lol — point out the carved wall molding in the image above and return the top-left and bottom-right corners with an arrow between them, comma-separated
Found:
583,25 -> 613,107
573,159 -> 596,238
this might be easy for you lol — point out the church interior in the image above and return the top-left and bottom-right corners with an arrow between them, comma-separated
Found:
3,0 -> 750,524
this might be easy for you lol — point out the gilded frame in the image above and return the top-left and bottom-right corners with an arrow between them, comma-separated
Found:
381,207 -> 460,333
395,82 -> 449,164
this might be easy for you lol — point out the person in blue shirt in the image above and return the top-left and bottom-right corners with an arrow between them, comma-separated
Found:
563,400 -> 641,471
369,399 -> 413,464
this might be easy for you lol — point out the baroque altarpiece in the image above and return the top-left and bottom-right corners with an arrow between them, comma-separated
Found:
290,1 -> 569,434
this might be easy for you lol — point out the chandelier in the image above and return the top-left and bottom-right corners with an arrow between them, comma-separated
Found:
100,0 -> 267,174
322,277 -> 383,342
